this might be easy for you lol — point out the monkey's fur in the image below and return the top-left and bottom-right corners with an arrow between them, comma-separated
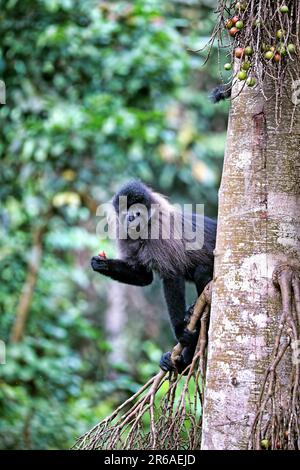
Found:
91,181 -> 217,372
209,83 -> 232,103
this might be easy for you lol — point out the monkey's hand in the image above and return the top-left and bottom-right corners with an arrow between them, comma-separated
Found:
91,257 -> 153,286
178,328 -> 198,347
159,348 -> 194,375
175,302 -> 199,347
159,351 -> 176,372
175,347 -> 194,374
91,255 -> 110,273
184,302 -> 196,325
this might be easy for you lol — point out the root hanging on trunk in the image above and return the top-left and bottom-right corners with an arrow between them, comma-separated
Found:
249,264 -> 300,450
73,282 -> 212,450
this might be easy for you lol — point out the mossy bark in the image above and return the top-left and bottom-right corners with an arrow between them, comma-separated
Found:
201,76 -> 300,449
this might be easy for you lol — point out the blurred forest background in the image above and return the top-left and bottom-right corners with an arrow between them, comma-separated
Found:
0,0 -> 228,449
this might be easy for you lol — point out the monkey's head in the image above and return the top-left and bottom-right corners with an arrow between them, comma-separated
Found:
112,180 -> 155,236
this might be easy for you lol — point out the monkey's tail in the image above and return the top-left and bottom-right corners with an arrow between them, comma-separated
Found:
209,83 -> 232,103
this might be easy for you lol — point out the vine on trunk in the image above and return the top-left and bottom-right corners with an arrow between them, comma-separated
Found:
249,265 -> 300,450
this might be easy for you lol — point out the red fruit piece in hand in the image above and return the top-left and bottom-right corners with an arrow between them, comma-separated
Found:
98,251 -> 107,259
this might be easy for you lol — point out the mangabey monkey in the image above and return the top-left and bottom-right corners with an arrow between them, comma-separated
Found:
91,181 -> 217,372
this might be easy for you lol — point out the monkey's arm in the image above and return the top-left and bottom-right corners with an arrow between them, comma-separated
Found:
91,256 -> 153,286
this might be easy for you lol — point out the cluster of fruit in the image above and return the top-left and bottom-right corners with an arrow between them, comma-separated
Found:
262,38 -> 296,62
224,5 -> 246,39
223,3 -> 297,88
224,44 -> 256,86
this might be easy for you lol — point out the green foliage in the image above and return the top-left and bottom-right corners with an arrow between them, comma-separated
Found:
0,0 -> 227,449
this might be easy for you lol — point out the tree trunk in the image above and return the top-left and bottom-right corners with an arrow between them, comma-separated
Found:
201,74 -> 300,449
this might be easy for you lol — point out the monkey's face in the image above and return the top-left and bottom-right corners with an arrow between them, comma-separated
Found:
112,181 -> 155,240
121,204 -> 150,239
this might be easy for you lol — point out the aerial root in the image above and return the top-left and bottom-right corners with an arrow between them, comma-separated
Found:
249,264 -> 300,450
73,282 -> 212,450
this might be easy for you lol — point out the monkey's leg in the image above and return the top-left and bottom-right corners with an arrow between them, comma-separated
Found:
172,265 -> 212,360
91,256 -> 153,286
163,283 -> 212,374
162,277 -> 186,340
160,278 -> 199,372
160,308 -> 200,373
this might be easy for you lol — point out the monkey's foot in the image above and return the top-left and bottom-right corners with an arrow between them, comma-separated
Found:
159,349 -> 193,375
176,346 -> 195,374
184,302 -> 196,325
159,351 -> 177,372
178,327 -> 198,347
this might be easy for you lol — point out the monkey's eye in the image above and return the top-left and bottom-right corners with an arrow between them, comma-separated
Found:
136,211 -> 141,217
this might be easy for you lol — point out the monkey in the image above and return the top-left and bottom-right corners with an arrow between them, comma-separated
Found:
91,180 -> 217,373
209,83 -> 232,103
